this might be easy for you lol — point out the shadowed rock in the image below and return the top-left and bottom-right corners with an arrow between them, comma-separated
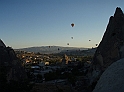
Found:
88,7 -> 124,90
0,40 -> 27,91
93,58 -> 124,92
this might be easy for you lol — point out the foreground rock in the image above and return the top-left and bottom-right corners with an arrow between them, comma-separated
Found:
0,39 -> 28,92
88,7 -> 124,90
93,58 -> 124,92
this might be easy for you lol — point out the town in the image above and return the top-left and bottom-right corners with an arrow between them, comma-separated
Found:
15,50 -> 94,91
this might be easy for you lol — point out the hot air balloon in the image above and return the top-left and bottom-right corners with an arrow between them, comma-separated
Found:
71,23 -> 74,27
67,43 -> 69,45
89,40 -> 91,41
71,37 -> 73,39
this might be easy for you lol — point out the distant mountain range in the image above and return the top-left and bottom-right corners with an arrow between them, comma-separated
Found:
15,46 -> 90,54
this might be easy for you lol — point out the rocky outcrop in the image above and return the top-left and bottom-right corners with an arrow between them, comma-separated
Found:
88,7 -> 124,90
0,39 -> 6,48
0,39 -> 28,91
93,58 -> 124,92
62,54 -> 70,65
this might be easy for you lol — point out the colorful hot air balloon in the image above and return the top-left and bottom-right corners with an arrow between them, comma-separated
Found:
71,23 -> 74,27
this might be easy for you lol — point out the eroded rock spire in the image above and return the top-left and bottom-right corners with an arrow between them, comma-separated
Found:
88,7 -> 124,91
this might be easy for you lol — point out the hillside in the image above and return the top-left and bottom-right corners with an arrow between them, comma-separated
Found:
15,46 -> 89,54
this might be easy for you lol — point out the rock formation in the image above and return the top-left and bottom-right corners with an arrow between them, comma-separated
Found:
93,58 -> 124,92
0,39 -> 28,91
62,54 -> 69,65
88,7 -> 124,90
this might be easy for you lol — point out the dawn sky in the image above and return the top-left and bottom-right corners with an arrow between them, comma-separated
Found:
0,0 -> 124,49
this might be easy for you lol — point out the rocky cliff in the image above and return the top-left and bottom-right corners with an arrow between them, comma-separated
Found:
93,58 -> 124,92
0,39 -> 28,92
88,7 -> 124,90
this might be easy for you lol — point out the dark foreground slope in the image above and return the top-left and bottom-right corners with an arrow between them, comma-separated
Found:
0,39 -> 30,92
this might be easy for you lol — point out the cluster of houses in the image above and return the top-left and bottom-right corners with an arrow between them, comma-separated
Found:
15,50 -> 92,87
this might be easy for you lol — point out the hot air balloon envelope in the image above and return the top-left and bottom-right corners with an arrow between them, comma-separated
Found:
71,23 -> 74,27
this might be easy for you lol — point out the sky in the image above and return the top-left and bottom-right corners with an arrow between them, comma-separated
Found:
0,0 -> 124,49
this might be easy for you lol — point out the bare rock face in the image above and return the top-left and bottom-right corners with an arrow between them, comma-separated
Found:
93,58 -> 124,92
88,7 -> 124,90
0,40 -> 27,91
0,39 -> 6,48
